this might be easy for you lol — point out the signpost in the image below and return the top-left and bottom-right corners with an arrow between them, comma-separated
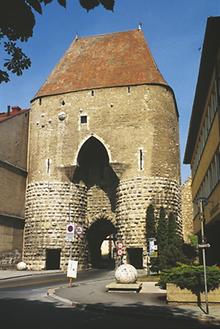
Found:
66,223 -> 75,242
197,197 -> 209,315
148,238 -> 158,257
115,241 -> 125,267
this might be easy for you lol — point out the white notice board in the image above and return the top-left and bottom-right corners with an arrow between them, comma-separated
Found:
67,260 -> 78,278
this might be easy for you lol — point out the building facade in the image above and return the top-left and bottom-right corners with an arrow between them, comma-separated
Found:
184,17 -> 220,265
23,29 -> 181,270
0,107 -> 29,268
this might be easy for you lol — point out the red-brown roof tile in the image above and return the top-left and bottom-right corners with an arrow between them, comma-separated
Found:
34,29 -> 167,99
0,107 -> 29,123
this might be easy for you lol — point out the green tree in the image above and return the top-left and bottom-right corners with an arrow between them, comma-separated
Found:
166,212 -> 185,267
157,206 -> 168,270
0,0 -> 115,83
146,204 -> 156,240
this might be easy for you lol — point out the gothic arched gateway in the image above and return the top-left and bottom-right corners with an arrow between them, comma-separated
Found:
86,218 -> 117,268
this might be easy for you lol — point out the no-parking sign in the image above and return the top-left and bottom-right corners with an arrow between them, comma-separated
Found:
66,223 -> 75,242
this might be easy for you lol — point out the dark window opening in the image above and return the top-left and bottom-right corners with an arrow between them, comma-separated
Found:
127,248 -> 143,269
45,249 -> 61,270
128,86 -> 131,93
80,115 -> 87,124
139,149 -> 143,170
91,90 -> 95,96
39,98 -> 42,105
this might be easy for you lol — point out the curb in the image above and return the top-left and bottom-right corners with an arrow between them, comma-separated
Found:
47,288 -> 79,307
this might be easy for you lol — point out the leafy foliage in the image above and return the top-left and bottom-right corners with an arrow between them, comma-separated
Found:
146,204 -> 156,239
80,0 -> 114,11
0,0 -> 115,83
157,207 -> 168,270
4,42 -> 31,76
166,212 -> 185,267
158,264 -> 220,296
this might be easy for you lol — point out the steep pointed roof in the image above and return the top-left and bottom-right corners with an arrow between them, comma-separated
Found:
34,29 -> 167,99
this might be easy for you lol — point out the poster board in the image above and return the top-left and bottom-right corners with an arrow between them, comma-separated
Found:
67,260 -> 78,278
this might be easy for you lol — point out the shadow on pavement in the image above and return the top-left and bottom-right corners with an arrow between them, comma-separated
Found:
0,297 -> 219,329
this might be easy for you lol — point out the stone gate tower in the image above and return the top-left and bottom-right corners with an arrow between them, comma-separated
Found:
24,29 -> 181,270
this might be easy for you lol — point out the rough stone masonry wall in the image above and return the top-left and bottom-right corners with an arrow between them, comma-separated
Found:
24,182 -> 88,270
116,176 -> 181,266
181,177 -> 194,242
25,83 -> 181,270
0,249 -> 22,269
87,186 -> 116,225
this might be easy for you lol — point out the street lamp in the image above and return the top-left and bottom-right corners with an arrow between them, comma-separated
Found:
196,197 -> 209,314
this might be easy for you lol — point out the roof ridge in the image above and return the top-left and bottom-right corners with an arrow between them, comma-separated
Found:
76,29 -> 141,41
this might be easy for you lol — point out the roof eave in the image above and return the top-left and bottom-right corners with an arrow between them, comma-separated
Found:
184,17 -> 220,164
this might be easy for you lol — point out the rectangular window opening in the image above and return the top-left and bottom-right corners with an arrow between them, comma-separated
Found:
80,115 -> 87,124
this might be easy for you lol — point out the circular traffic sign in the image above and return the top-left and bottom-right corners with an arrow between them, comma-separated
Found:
67,223 -> 74,233
116,241 -> 123,249
117,249 -> 123,256
75,225 -> 83,235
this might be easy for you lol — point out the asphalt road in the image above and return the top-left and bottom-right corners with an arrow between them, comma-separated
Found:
0,270 -> 219,329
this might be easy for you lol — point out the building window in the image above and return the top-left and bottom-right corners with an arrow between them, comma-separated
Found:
91,90 -> 95,96
128,86 -> 131,94
194,148 -> 220,203
80,115 -> 87,124
46,158 -> 51,174
139,148 -> 144,170
191,73 -> 218,179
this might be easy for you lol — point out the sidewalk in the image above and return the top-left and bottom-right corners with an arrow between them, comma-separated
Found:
0,269 -> 63,280
50,272 -> 220,326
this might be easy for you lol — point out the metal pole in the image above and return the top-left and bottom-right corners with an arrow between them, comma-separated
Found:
69,203 -> 72,260
198,199 -> 209,314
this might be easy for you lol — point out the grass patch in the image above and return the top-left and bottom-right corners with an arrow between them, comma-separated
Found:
137,275 -> 160,282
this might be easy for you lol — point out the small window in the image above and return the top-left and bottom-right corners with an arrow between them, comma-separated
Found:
128,86 -> 131,94
80,115 -> 87,124
39,98 -> 42,105
139,148 -> 144,170
91,90 -> 95,96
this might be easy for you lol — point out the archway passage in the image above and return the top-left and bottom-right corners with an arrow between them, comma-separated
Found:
87,218 -> 117,269
73,136 -> 119,212
73,136 -> 118,189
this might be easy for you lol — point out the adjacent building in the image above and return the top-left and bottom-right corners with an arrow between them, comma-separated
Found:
0,107 -> 29,268
184,17 -> 220,265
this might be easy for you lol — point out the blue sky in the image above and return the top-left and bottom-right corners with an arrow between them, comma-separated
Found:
0,0 -> 220,182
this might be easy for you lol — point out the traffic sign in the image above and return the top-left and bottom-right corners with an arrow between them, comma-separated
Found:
66,223 -> 75,242
117,249 -> 124,256
75,225 -> 83,236
198,243 -> 211,249
116,241 -> 123,249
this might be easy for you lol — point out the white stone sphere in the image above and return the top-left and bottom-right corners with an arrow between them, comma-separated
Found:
17,262 -> 27,271
115,264 -> 137,283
